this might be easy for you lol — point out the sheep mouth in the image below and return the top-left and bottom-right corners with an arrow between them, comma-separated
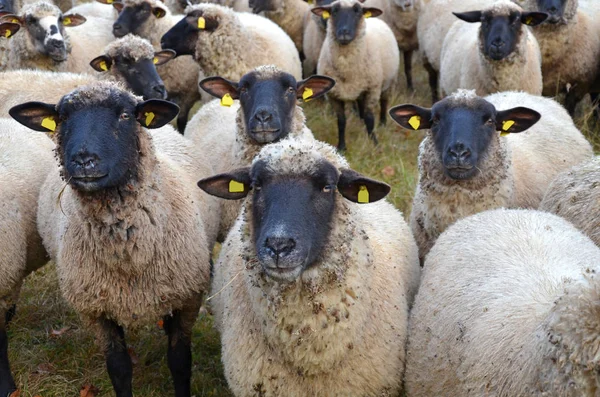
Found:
250,129 -> 281,143
445,165 -> 477,180
262,264 -> 304,282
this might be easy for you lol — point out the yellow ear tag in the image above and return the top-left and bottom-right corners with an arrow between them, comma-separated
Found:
11,18 -> 18,23
99,60 -> 108,71
106,0 -> 114,3
501,120 -> 514,136
322,10 -> 330,19
41,117 -> 56,132
408,115 -> 420,130
357,185 -> 369,203
63,17 -> 71,25
229,180 -> 244,193
197,16 -> 206,29
221,93 -> 233,107
302,87 -> 313,102
364,11 -> 372,18
4,29 -> 11,38
153,57 -> 158,64
525,16 -> 533,25
307,0 -> 313,4
144,111 -> 155,126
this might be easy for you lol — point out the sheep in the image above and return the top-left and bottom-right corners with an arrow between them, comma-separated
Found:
197,138 -> 421,396
0,35 -> 175,116
165,0 -> 251,15
67,0 -> 117,20
9,81 -> 220,397
417,0 -> 494,102
0,119 -> 54,397
312,0 -> 399,151
248,0 -> 310,54
539,156 -> 600,247
186,65 -> 334,241
301,0 -> 333,76
405,208 -> 600,396
160,3 -> 302,82
440,0 -> 547,96
111,0 -> 203,132
389,89 -> 593,261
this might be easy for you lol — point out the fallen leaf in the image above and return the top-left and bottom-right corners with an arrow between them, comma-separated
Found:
382,166 -> 395,177
9,390 -> 20,397
50,326 -> 71,338
128,347 -> 139,366
80,384 -> 99,397
157,319 -> 164,329
34,363 -> 55,375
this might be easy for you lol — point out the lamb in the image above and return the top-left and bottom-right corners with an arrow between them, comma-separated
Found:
515,0 -> 600,115
186,65 -> 334,240
197,138 -> 420,396
248,0 -> 310,54
539,156 -> 600,247
9,81 -> 220,397
440,0 -> 547,96
405,208 -> 600,396
312,0 -> 399,150
0,35 -> 175,116
417,0 -> 494,102
0,119 -> 54,397
389,89 -> 593,261
160,3 -> 302,82
111,0 -> 203,131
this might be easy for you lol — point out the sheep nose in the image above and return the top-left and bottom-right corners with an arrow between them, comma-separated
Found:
547,6 -> 558,13
265,237 -> 296,258
48,39 -> 64,49
72,153 -> 98,171
491,38 -> 504,48
448,145 -> 471,161
113,23 -> 126,36
254,109 -> 273,123
153,84 -> 167,99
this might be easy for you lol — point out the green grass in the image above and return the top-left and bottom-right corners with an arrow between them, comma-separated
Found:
8,63 -> 600,396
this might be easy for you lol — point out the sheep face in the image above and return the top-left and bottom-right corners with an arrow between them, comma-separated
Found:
389,93 -> 541,181
248,0 -> 280,14
312,0 -> 382,45
112,1 -> 166,38
391,0 -> 414,11
453,8 -> 547,61
160,9 -> 218,57
200,67 -> 335,144
0,0 -> 15,13
536,0 -> 568,24
9,83 -> 179,193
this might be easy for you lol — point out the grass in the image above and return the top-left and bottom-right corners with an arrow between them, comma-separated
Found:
8,63 -> 600,396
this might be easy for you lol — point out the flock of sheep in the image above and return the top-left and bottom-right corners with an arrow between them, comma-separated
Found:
0,0 -> 600,395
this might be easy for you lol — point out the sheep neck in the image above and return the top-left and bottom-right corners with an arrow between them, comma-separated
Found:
477,29 -> 528,93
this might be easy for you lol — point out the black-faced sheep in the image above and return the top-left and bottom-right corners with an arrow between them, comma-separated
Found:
197,139 -> 420,396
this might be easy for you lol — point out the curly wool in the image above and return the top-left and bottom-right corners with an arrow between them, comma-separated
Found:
212,139 -> 420,396
104,34 -> 154,63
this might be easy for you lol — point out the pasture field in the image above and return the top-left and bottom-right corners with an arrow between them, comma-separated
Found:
8,63 -> 600,396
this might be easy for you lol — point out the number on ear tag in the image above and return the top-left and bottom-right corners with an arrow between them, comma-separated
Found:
357,185 -> 369,203
302,87 -> 313,102
229,180 -> 244,193
41,117 -> 56,132
198,16 -> 206,29
221,93 -> 233,107
408,115 -> 420,130
145,112 -> 155,126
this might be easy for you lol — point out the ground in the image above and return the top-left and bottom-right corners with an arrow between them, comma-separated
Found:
7,62 -> 600,396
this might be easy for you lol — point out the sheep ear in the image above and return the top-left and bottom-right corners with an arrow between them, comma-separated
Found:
338,168 -> 390,204
453,11 -> 482,23
199,76 -> 239,100
153,49 -> 176,66
311,6 -> 331,18
362,7 -> 381,18
113,2 -> 124,12
152,7 -> 166,18
135,99 -> 180,129
197,168 -> 252,200
521,12 -> 548,26
0,22 -> 19,38
0,14 -> 23,24
96,0 -> 116,4
62,13 -> 87,27
89,55 -> 112,72
296,75 -> 335,101
496,107 -> 541,135
9,102 -> 59,134
186,14 -> 219,31
388,104 -> 432,130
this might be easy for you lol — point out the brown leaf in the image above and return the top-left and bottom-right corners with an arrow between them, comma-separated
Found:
157,319 -> 164,329
80,384 -> 99,397
381,166 -> 395,177
128,347 -> 139,366
50,326 -> 71,338
9,390 -> 20,397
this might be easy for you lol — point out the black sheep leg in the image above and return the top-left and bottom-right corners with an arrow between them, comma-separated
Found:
164,307 -> 197,397
364,110 -> 378,145
331,98 -> 347,151
0,310 -> 16,397
403,50 -> 414,92
424,58 -> 439,104
100,317 -> 133,397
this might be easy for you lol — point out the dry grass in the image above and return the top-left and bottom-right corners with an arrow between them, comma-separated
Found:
7,62 -> 600,396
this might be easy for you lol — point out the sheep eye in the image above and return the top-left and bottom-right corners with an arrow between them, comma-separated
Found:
322,185 -> 334,193
287,86 -> 295,94
253,183 -> 261,191
120,112 -> 130,120
486,118 -> 494,125
239,87 -> 248,94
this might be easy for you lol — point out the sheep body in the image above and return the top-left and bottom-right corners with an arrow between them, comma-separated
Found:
66,1 -> 116,19
410,89 -> 593,259
212,139 -> 420,396
405,208 -> 600,396
261,0 -> 310,53
539,156 -> 600,247
302,12 -> 326,76
440,0 -> 543,96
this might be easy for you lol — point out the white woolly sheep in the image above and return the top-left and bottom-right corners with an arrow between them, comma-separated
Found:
0,119 -> 54,397
440,0 -> 547,96
540,156 -> 600,247
9,81 -> 220,396
514,0 -> 600,115
186,65 -> 334,241
417,0 -> 494,102
67,0 -> 117,20
160,3 -> 302,82
389,89 -> 593,261
165,0 -> 251,15
302,0 -> 330,76
312,0 -> 399,150
0,35 -> 175,116
405,208 -> 600,396
197,138 -> 420,396
111,0 -> 203,131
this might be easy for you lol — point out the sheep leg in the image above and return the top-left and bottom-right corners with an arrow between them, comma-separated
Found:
357,94 -> 366,120
364,110 -> 378,145
564,88 -> 583,117
331,99 -> 347,151
5,304 -> 15,325
0,313 -> 16,396
380,90 -> 390,126
403,50 -> 414,92
176,99 -> 193,134
100,317 -> 133,397
423,58 -> 439,104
